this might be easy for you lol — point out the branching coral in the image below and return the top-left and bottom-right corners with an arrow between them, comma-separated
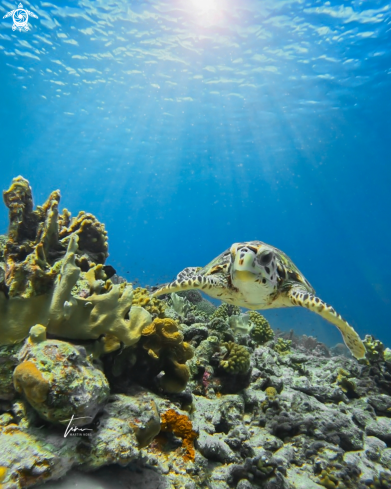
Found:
219,341 -> 251,375
160,408 -> 198,462
140,318 -> 194,392
249,311 -> 274,344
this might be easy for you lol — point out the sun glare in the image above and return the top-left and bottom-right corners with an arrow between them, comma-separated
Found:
192,0 -> 218,14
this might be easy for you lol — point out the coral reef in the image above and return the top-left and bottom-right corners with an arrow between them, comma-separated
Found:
276,329 -> 332,358
0,178 -> 152,348
164,292 -> 209,325
0,388 -> 160,488
0,234 -> 152,347
1,177 -> 391,489
177,290 -> 217,316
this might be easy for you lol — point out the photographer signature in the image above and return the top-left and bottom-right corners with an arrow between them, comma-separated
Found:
63,415 -> 93,438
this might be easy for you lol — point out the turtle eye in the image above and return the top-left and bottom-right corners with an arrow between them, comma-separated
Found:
257,251 -> 273,266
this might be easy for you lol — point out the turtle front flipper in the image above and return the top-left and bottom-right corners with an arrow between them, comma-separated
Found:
288,287 -> 366,360
152,267 -> 220,297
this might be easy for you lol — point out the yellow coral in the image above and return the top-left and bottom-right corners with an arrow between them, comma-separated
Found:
2,176 -> 108,299
219,341 -> 251,374
211,303 -> 240,321
249,311 -> 274,344
132,287 -> 165,318
0,235 -> 152,347
363,335 -> 385,362
141,318 -> 194,392
142,317 -> 183,355
318,469 -> 339,489
160,409 -> 198,462
274,338 -> 292,355
265,386 -> 278,399
1,178 -> 141,347
13,360 -> 50,404
336,368 -> 357,395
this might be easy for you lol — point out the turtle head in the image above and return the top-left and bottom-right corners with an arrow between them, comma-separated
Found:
229,242 -> 278,292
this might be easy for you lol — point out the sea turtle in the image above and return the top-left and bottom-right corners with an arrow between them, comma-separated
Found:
152,241 -> 366,359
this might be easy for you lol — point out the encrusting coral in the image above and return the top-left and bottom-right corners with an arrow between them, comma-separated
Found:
160,408 -> 198,462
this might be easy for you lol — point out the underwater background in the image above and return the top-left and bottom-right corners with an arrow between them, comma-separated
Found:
0,0 -> 390,348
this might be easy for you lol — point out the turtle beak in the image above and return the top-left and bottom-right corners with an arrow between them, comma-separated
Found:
230,243 -> 240,258
230,244 -> 256,272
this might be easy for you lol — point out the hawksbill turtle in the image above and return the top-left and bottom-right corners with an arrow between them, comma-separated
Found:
152,241 -> 366,360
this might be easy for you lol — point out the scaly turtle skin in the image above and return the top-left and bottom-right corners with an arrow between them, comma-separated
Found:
152,241 -> 366,360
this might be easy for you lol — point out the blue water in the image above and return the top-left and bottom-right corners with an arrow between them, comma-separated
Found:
0,0 -> 390,347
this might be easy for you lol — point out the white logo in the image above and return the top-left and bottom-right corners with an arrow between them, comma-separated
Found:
63,415 -> 94,438
3,3 -> 38,32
